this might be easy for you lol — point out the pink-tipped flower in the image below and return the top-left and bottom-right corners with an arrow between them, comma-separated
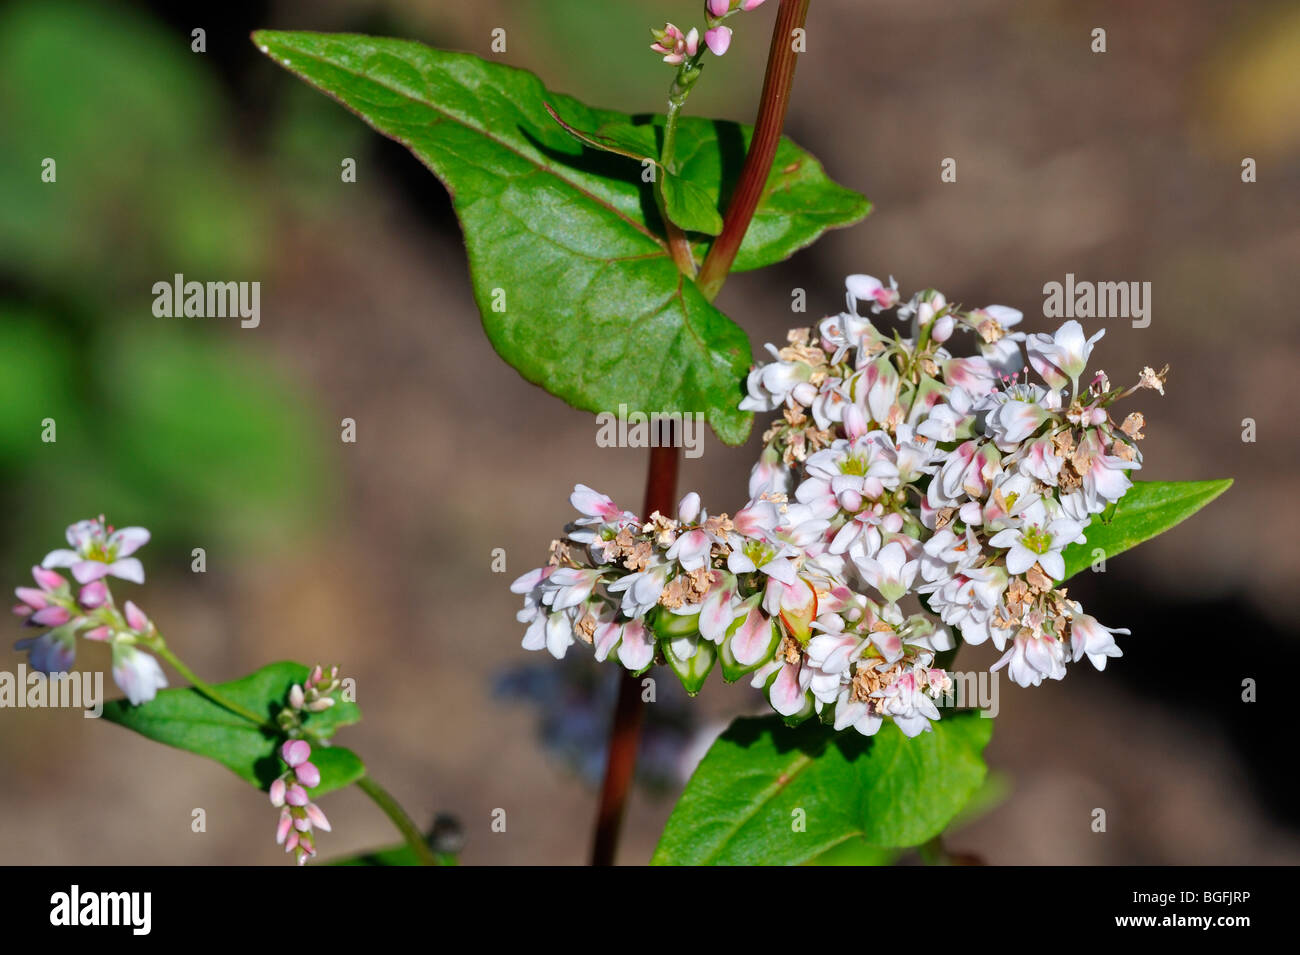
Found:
122,600 -> 151,634
28,605 -> 71,628
275,808 -> 293,845
281,739 -> 311,768
293,761 -> 321,789
650,22 -> 698,64
289,683 -> 305,709
14,566 -> 68,617
304,803 -> 331,832
705,25 -> 733,56
41,517 -> 151,585
78,579 -> 109,610
269,778 -> 287,807
741,0 -> 767,9
285,783 -> 309,807
708,0 -> 732,17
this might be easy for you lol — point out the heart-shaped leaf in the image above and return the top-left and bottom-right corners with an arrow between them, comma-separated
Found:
102,661 -> 364,796
253,31 -> 868,445
1059,478 -> 1232,582
652,711 -> 992,865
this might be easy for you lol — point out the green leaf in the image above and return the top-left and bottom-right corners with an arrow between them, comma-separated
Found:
542,103 -> 869,262
1059,478 -> 1232,581
102,661 -> 364,796
252,31 -> 750,445
253,32 -> 867,444
652,711 -> 993,865
660,174 -> 724,237
328,843 -> 457,866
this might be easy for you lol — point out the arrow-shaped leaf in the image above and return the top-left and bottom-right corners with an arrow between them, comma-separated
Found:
1059,478 -> 1232,581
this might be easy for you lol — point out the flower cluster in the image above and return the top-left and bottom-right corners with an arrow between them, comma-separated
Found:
514,275 -> 1164,737
12,517 -> 168,704
277,663 -> 342,734
269,739 -> 332,866
651,0 -> 767,64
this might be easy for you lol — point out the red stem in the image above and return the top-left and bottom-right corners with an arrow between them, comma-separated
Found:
697,0 -> 811,300
589,434 -> 679,866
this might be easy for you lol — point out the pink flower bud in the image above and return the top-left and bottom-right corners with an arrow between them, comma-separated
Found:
14,587 -> 49,611
304,697 -> 335,712
79,580 -> 108,609
294,761 -> 321,789
286,784 -> 309,807
32,567 -> 66,592
293,813 -> 311,833
684,27 -> 700,57
304,802 -> 331,832
705,25 -> 733,56
289,683 -> 305,709
269,778 -> 286,807
741,0 -> 767,10
276,808 -> 293,844
309,664 -> 323,687
931,314 -> 955,344
284,830 -> 299,852
83,625 -> 111,641
281,739 -> 311,767
30,606 -> 71,627
708,0 -> 731,17
123,600 -> 150,633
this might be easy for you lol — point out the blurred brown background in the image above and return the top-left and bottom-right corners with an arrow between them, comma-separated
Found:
1,0 -> 1295,865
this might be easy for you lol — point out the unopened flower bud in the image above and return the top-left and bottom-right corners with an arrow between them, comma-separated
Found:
281,739 -> 311,767
78,580 -> 108,609
269,778 -> 287,807
294,761 -> 321,788
289,683 -> 305,709
705,25 -> 733,56
707,0 -> 732,17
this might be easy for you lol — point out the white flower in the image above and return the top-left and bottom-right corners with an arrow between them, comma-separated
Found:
1026,320 -> 1104,392
111,644 -> 169,705
991,630 -> 1068,688
42,517 -> 150,585
845,274 -> 899,314
1069,613 -> 1128,670
855,540 -> 918,604
987,498 -> 1085,580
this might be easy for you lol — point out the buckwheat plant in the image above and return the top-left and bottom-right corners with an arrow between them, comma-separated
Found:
14,1 -> 1230,866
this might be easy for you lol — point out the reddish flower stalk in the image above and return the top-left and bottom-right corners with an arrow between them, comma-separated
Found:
590,434 -> 679,866
697,0 -> 811,301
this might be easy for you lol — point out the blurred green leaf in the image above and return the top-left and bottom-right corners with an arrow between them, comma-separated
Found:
0,0 -> 264,294
103,661 -> 363,795
1059,479 -> 1233,581
328,843 -> 457,866
652,712 -> 992,865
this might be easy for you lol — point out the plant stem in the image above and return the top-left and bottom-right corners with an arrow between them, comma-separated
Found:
356,775 -> 442,866
590,430 -> 680,866
697,0 -> 812,301
658,57 -> 705,278
153,641 -> 271,727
